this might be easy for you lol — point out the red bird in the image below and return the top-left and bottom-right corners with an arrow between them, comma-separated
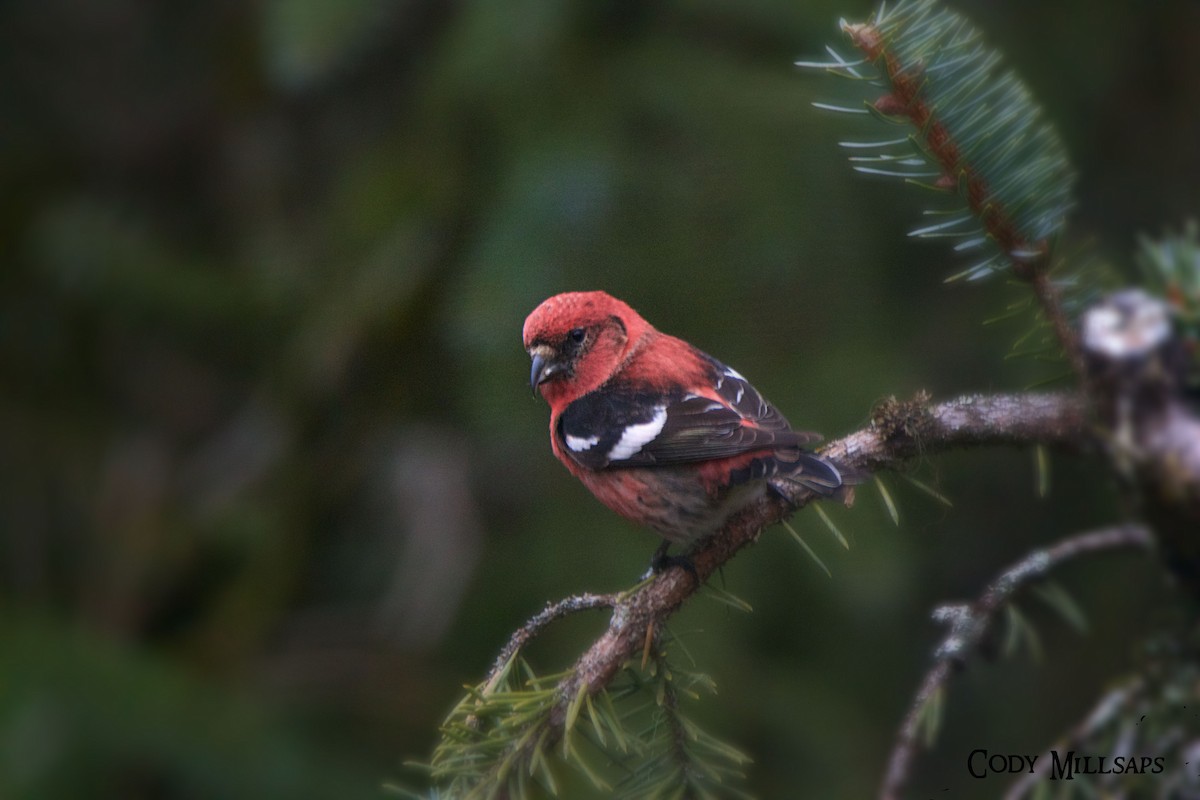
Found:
523,291 -> 842,562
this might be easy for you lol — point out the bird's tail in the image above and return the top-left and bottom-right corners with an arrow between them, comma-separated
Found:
772,450 -> 859,505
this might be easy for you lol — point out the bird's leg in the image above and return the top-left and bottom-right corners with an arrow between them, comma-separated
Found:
648,540 -> 672,574
648,540 -> 699,584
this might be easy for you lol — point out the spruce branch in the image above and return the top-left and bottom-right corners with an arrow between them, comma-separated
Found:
800,0 -> 1086,373
801,0 -> 1074,280
613,639 -> 754,799
879,524 -> 1154,800
546,391 -> 1091,727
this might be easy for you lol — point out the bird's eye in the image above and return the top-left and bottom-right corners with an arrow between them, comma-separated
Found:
568,327 -> 586,344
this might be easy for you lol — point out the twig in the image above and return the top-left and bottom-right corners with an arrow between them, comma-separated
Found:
1030,271 -> 1088,379
653,639 -> 694,795
878,524 -> 1154,800
484,592 -> 620,690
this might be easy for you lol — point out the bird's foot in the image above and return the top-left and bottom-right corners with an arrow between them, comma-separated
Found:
646,540 -> 699,584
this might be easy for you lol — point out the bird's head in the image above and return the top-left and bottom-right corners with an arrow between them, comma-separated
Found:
523,291 -> 654,407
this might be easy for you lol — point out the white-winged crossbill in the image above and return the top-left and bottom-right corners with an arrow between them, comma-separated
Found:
523,291 -> 842,557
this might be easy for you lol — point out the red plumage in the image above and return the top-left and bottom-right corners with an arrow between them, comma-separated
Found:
523,291 -> 842,549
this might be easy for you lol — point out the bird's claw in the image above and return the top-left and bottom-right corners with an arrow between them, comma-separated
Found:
648,541 -> 699,584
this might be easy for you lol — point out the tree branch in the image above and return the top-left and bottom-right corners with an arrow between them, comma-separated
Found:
808,391 -> 1089,480
518,391 -> 1091,750
879,524 -> 1154,800
483,592 -> 620,692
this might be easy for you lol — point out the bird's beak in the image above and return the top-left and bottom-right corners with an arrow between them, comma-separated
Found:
528,347 -> 563,394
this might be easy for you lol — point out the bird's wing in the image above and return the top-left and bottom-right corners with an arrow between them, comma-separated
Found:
557,359 -> 820,471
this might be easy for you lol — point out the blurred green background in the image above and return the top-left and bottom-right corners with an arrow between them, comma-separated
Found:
2,0 -> 1198,797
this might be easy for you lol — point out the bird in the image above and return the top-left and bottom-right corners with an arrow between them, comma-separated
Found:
523,290 -> 843,569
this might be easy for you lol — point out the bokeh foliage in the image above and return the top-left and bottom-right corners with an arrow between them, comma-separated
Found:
2,0 -> 1198,797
